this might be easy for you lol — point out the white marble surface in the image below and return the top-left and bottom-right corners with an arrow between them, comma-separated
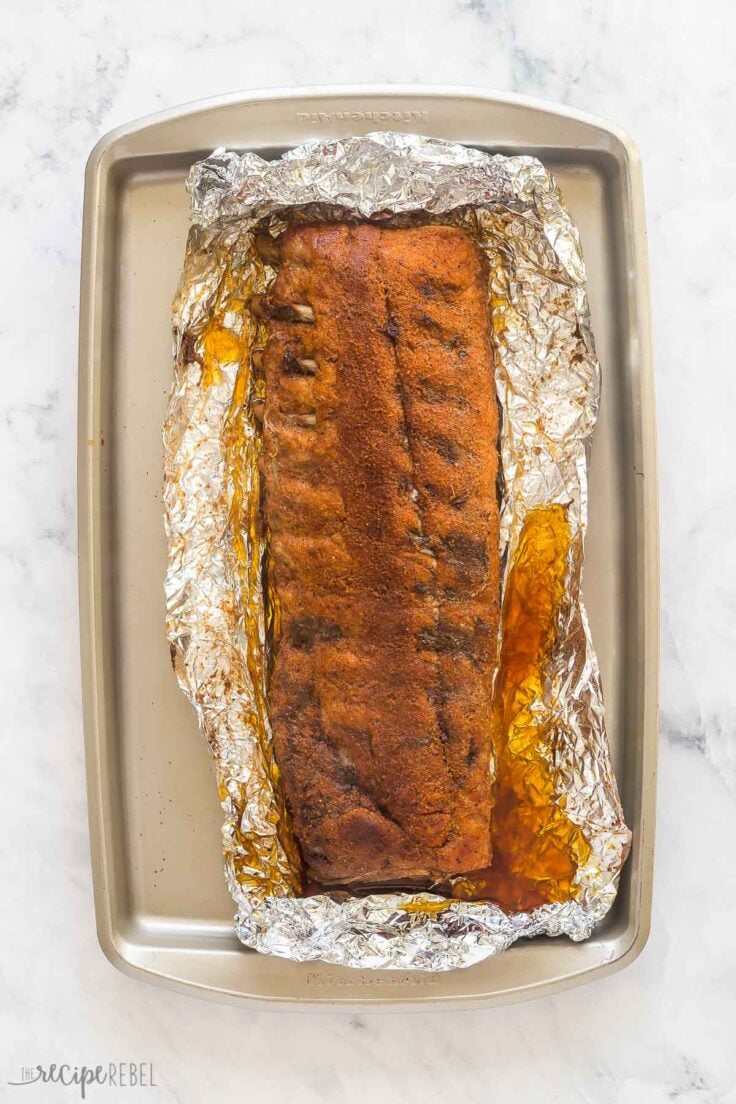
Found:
2,0 -> 735,1100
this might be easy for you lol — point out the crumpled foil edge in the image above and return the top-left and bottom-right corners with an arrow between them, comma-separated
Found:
165,133 -> 631,971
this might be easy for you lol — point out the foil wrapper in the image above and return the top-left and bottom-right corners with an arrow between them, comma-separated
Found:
164,133 -> 631,971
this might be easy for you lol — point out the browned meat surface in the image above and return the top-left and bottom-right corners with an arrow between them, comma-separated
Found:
260,222 -> 499,885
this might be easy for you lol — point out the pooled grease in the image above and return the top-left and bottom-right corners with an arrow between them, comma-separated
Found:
456,505 -> 590,911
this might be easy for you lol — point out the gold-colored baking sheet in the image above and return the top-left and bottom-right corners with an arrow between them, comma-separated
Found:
78,86 -> 657,1009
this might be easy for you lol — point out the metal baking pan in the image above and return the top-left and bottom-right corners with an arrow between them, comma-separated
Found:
78,86 -> 658,1009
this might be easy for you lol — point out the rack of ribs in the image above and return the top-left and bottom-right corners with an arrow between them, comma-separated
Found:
259,222 -> 499,886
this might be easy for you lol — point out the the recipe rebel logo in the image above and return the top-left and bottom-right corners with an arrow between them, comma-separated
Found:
7,1063 -> 156,1098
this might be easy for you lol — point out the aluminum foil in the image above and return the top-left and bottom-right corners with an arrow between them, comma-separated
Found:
164,132 -> 631,971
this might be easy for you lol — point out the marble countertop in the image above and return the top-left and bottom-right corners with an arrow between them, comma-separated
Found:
2,1 -> 735,1101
